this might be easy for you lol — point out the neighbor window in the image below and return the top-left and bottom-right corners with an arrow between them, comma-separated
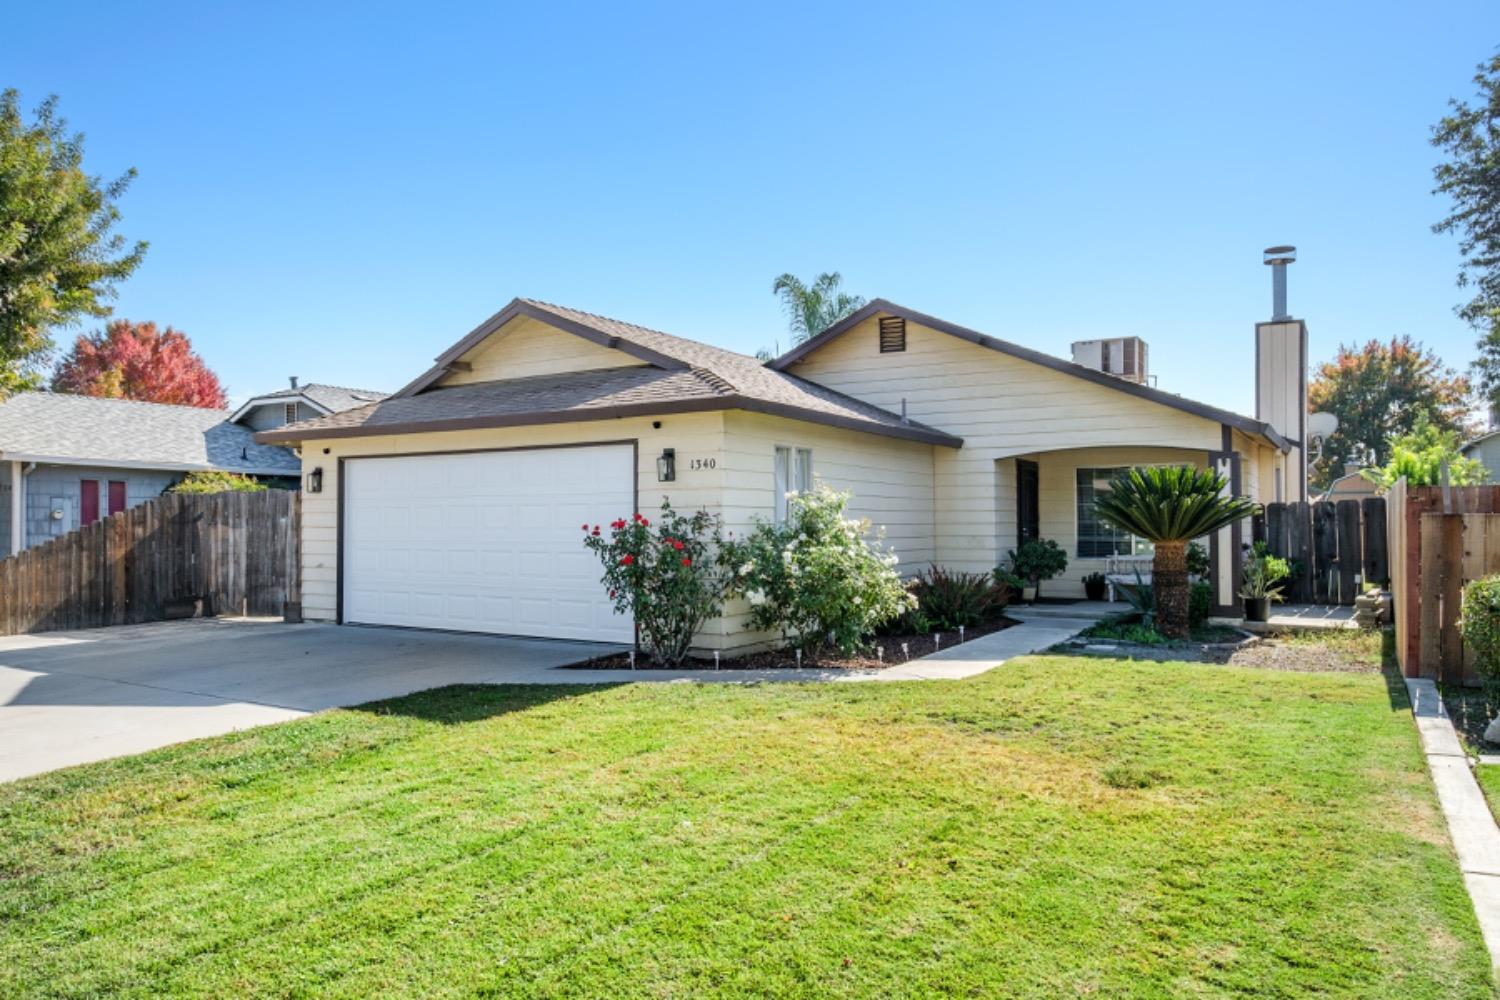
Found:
284,402 -> 298,424
1075,467 -> 1153,558
774,446 -> 814,523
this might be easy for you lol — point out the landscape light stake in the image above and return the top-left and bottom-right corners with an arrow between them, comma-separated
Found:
877,646 -> 884,664
713,651 -> 720,671
959,625 -> 966,644
795,649 -> 802,668
934,633 -> 941,651
901,642 -> 909,661
628,650 -> 636,671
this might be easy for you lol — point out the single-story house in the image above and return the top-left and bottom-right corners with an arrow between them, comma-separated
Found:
257,296 -> 1307,652
0,382 -> 383,554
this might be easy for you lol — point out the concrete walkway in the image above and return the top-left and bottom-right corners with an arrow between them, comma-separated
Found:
0,611 -> 1102,783
1405,677 -> 1500,969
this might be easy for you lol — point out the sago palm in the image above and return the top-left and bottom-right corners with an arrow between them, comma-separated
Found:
772,272 -> 866,344
1092,466 -> 1257,639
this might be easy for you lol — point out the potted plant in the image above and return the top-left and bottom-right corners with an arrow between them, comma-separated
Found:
1083,571 -> 1108,601
1239,542 -> 1290,622
1005,538 -> 1068,602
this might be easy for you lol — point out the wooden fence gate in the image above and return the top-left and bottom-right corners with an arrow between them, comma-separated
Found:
1388,481 -> 1500,682
0,489 -> 300,636
1256,498 -> 1388,605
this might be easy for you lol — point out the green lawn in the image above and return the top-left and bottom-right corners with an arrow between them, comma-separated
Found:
0,655 -> 1491,998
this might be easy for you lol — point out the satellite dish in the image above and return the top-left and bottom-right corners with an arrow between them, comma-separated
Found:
1307,412 -> 1339,442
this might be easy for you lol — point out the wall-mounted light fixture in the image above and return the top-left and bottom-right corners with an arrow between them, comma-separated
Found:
306,467 -> 324,493
656,448 -> 676,483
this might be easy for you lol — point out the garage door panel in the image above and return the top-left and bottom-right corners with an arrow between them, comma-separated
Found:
342,444 -> 634,643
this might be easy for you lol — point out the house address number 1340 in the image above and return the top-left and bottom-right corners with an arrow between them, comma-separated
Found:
689,458 -> 716,470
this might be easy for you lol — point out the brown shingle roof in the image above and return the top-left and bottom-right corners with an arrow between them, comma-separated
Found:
255,299 -> 962,447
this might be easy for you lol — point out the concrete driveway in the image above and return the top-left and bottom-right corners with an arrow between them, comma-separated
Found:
0,618 -> 622,783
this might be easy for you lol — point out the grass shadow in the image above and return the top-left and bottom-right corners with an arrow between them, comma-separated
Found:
1379,627 -> 1412,714
345,682 -> 620,726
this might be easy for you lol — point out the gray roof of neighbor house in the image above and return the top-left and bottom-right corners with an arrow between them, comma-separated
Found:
771,299 -> 1297,452
0,392 -> 301,475
255,299 -> 964,447
229,382 -> 388,422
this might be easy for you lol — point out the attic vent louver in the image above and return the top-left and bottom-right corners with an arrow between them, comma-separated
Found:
879,316 -> 906,353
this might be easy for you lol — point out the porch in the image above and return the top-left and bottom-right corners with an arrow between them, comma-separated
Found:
1001,441 -> 1280,619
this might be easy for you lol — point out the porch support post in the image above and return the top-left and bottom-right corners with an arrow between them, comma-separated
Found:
1208,425 -> 1244,620
9,460 -> 22,556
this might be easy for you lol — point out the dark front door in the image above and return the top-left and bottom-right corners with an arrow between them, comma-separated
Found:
1016,459 -> 1039,548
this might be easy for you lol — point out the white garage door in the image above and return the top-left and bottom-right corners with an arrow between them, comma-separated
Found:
341,444 -> 635,643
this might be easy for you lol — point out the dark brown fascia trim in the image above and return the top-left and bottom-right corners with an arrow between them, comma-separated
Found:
394,299 -> 690,398
773,299 -> 1296,454
255,396 -> 964,449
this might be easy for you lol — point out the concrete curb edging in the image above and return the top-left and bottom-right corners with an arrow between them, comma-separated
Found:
1405,677 -> 1500,969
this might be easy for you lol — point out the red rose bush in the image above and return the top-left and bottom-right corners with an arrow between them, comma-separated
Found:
582,501 -> 738,667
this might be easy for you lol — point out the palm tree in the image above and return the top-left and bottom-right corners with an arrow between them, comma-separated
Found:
772,272 -> 867,345
1092,466 -> 1257,639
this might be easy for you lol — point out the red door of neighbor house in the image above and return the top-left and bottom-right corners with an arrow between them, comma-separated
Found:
107,481 -> 126,516
80,479 -> 100,526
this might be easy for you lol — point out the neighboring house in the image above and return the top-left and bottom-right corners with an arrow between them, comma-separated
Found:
1319,465 -> 1380,503
258,295 -> 1307,650
231,378 -> 389,433
0,382 -> 385,555
1463,424 -> 1500,484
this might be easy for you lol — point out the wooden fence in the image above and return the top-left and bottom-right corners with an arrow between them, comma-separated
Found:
0,489 -> 300,636
1256,498 -> 1387,605
1389,482 -> 1500,682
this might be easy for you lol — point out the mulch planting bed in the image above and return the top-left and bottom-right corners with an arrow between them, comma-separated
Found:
562,615 -> 1019,671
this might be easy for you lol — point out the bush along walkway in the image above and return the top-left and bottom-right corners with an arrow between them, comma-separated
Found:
1406,676 -> 1500,969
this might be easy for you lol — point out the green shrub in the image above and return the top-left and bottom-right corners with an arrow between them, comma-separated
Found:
1461,575 -> 1500,698
1004,538 -> 1068,597
903,566 -> 1009,632
1189,580 -> 1213,628
731,486 -> 913,656
1186,541 -> 1210,578
583,502 -> 738,667
167,471 -> 267,495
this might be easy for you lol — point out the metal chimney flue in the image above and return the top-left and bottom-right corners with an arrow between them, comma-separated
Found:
289,376 -> 299,390
1263,245 -> 1296,321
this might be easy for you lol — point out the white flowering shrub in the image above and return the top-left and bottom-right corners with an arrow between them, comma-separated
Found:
728,485 -> 913,656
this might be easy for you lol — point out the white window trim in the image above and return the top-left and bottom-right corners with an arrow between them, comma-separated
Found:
773,445 -> 814,524
284,402 -> 298,424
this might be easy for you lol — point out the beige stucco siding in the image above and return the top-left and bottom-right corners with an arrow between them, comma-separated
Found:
439,315 -> 647,386
787,316 -> 1231,574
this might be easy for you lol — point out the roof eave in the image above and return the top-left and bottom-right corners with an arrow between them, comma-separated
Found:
394,299 -> 691,399
0,452 -> 298,476
773,298 -> 1295,453
254,397 -> 963,449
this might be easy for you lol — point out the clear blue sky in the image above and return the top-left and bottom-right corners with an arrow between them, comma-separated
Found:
4,2 -> 1497,413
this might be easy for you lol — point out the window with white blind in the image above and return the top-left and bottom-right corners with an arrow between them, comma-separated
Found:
774,446 -> 813,523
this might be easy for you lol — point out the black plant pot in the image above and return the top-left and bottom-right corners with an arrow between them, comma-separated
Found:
1084,579 -> 1107,602
1244,597 -> 1270,622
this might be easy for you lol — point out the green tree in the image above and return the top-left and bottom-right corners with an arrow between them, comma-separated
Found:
1360,418 -> 1489,489
1306,336 -> 1471,489
771,272 -> 866,346
0,90 -> 146,393
1433,55 -> 1500,346
1092,466 -> 1256,640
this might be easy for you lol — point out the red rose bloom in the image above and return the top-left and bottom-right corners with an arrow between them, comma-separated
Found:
640,517 -> 650,527
681,557 -> 692,566
581,523 -> 589,531
673,540 -> 685,551
621,554 -> 635,566
592,528 -> 601,536
611,519 -> 626,530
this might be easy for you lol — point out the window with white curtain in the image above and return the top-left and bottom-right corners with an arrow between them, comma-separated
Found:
774,446 -> 814,523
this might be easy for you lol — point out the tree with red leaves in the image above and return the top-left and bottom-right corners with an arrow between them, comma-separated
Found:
51,320 -> 227,409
